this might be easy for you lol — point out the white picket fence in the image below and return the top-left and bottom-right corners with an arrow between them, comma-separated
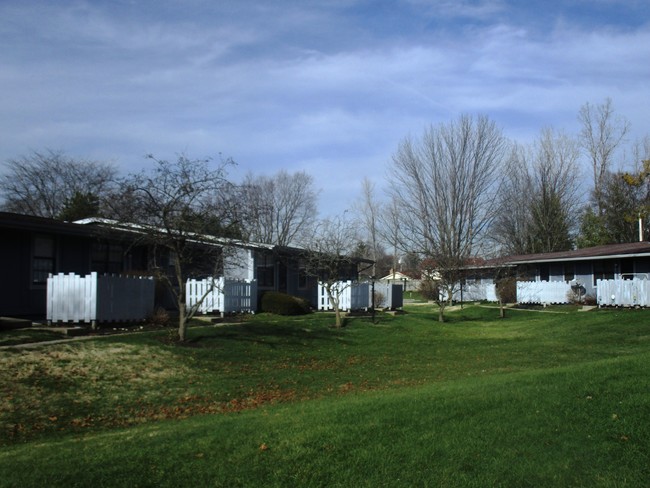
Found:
47,272 -> 155,324
318,281 -> 370,311
448,283 -> 498,302
318,281 -> 405,311
516,280 -> 572,304
597,278 -> 650,307
186,277 -> 257,314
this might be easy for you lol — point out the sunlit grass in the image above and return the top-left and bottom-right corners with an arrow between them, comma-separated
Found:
2,305 -> 650,486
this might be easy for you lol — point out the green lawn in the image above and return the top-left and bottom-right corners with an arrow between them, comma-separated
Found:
2,305 -> 649,487
0,327 -> 67,347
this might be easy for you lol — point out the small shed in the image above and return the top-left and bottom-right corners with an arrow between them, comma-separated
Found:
378,269 -> 419,291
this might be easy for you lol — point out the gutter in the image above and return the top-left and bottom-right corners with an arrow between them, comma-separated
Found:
507,252 -> 650,265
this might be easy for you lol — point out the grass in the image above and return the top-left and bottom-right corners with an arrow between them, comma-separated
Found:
0,327 -> 68,347
1,305 -> 650,486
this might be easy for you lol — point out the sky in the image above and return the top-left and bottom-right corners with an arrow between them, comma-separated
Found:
1,0 -> 649,216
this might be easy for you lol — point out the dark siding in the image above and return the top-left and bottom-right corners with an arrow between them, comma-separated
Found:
1,229 -> 33,317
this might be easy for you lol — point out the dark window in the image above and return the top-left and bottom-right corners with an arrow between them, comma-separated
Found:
621,258 -> 634,280
256,254 -> 275,287
298,265 -> 308,289
593,260 -> 615,286
539,264 -> 550,282
517,265 -> 536,282
32,235 -> 55,284
91,242 -> 124,274
564,264 -> 575,282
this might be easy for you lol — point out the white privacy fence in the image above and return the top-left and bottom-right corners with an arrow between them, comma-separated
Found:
318,281 -> 369,311
318,281 -> 404,311
373,283 -> 404,309
447,283 -> 498,302
597,278 -> 650,307
186,278 -> 257,314
516,281 -> 572,304
47,272 -> 155,324
513,279 -> 650,306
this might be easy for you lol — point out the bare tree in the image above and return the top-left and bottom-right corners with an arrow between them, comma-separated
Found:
353,178 -> 382,277
240,170 -> 318,247
0,149 -> 117,218
379,194 -> 405,279
578,98 -> 630,215
577,136 -> 650,247
109,154 -> 238,341
493,128 -> 581,254
528,128 -> 582,252
389,115 -> 507,322
302,214 -> 362,328
490,144 -> 535,255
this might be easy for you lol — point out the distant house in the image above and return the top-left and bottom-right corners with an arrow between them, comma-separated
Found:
378,269 -> 420,291
455,242 -> 650,304
0,212 -> 369,319
503,242 -> 650,298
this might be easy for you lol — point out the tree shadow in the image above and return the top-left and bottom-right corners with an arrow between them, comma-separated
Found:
178,320 -> 355,349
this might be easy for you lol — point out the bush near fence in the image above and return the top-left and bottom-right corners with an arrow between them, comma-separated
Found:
261,291 -> 311,315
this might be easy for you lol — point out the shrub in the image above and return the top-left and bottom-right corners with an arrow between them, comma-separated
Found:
146,307 -> 171,327
495,277 -> 517,303
583,294 -> 597,306
419,279 -> 439,301
567,283 -> 588,304
373,291 -> 386,308
260,292 -> 311,316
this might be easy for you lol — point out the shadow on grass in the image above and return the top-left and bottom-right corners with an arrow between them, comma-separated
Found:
177,317 -> 355,349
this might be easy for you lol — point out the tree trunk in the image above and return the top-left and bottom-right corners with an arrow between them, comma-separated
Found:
178,302 -> 187,341
326,287 -> 344,328
334,306 -> 343,328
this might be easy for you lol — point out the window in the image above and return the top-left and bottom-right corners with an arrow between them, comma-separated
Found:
621,258 -> 634,280
32,235 -> 55,284
539,264 -> 550,282
517,265 -> 536,282
298,264 -> 308,289
593,260 -> 615,286
564,264 -> 575,282
256,253 -> 275,287
91,242 -> 124,274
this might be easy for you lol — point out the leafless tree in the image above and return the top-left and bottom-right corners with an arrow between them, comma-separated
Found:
378,194 -> 405,278
493,128 -> 581,254
353,178 -> 382,277
109,154 -> 239,341
0,149 -> 117,218
389,114 -> 507,322
529,128 -> 582,251
490,144 -> 535,255
578,98 -> 630,215
302,213 -> 362,328
240,170 -> 318,247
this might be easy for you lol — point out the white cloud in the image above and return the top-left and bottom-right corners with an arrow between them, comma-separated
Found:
1,0 -> 650,217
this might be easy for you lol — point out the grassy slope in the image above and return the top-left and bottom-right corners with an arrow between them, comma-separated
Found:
2,306 -> 650,487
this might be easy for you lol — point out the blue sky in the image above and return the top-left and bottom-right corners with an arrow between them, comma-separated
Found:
1,0 -> 649,216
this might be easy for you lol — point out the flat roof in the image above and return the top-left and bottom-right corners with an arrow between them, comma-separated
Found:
504,242 -> 650,265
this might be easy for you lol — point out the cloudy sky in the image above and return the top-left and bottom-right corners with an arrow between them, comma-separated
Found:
1,0 -> 649,215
